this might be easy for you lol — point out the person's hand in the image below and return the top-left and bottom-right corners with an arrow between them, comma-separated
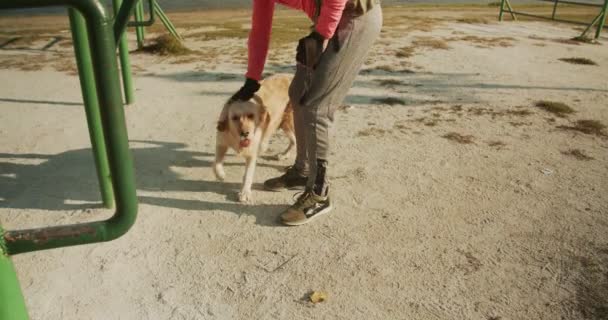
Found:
229,77 -> 261,103
296,31 -> 326,69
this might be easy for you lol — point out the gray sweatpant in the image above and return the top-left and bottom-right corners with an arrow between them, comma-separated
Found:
288,3 -> 382,189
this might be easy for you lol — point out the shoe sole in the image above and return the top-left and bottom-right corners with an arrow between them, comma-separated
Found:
282,203 -> 333,226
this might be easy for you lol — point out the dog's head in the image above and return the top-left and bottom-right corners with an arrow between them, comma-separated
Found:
217,97 -> 268,149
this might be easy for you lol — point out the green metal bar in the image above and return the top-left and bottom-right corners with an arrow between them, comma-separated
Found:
579,11 -> 603,38
68,8 -> 114,208
502,9 -> 608,27
1,0 -> 138,255
153,0 -> 182,40
505,0 -> 517,21
127,0 -> 155,27
595,0 -> 608,38
0,227 -> 28,320
540,0 -> 604,7
113,0 -> 138,44
551,0 -> 559,19
499,0 -> 506,21
113,0 -> 135,104
135,0 -> 145,49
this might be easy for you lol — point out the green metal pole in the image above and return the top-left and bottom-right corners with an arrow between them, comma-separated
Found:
0,228 -> 28,320
137,0 -> 146,41
68,8 -> 114,208
153,1 -> 182,40
499,0 -> 506,21
551,0 -> 559,20
113,0 -> 138,42
595,0 -> 608,39
579,12 -> 603,39
1,0 -> 138,255
113,0 -> 135,105
505,0 -> 517,21
134,0 -> 145,49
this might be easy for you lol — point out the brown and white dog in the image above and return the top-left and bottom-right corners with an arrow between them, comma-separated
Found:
214,74 -> 296,203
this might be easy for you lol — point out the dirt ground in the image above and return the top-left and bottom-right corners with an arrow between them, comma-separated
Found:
1,5 -> 607,320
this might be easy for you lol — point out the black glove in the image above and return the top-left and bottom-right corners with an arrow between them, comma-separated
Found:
296,31 -> 325,69
229,77 -> 261,103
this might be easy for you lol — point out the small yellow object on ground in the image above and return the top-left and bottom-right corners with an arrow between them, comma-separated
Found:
309,291 -> 328,303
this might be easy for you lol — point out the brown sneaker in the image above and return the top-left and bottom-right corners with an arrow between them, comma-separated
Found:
264,166 -> 308,191
280,189 -> 332,226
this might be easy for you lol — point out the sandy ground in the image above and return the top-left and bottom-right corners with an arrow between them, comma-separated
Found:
1,5 -> 608,320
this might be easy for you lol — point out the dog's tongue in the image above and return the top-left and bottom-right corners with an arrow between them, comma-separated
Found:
239,139 -> 251,148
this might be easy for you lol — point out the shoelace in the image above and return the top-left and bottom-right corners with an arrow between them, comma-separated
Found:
292,191 -> 315,208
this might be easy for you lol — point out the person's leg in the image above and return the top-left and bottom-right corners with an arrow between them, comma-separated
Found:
281,4 -> 383,225
291,79 -> 310,175
304,5 -> 382,192
263,65 -> 311,191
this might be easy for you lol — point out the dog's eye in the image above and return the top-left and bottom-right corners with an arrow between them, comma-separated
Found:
247,113 -> 254,120
231,116 -> 239,121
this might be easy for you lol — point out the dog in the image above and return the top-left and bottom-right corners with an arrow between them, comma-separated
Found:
213,74 -> 296,203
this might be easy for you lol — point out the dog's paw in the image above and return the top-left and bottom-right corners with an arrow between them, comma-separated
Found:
238,190 -> 253,203
213,164 -> 226,181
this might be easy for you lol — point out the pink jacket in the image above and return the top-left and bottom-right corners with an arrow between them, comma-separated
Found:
246,0 -> 348,81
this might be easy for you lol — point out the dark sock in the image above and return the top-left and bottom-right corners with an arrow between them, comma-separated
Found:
313,159 -> 328,196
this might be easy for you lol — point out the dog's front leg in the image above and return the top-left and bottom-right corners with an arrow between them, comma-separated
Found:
238,155 -> 257,203
213,143 -> 228,181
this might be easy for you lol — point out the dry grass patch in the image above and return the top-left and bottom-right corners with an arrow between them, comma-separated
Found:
558,120 -> 606,137
466,106 -> 532,118
362,65 -> 415,74
562,149 -> 594,161
189,28 -> 248,41
0,54 -> 47,71
137,35 -> 193,55
187,17 -> 308,47
506,109 -> 533,117
375,79 -> 404,87
375,65 -> 399,73
450,105 -> 464,113
396,36 -> 450,59
487,140 -> 507,148
456,17 -> 490,24
413,36 -> 451,50
559,57 -> 598,66
357,127 -> 387,137
394,123 -> 409,131
0,52 -> 78,74
535,101 -> 575,117
395,46 -> 415,58
382,15 -> 443,33
448,35 -> 516,48
509,121 -> 530,127
442,132 -> 475,144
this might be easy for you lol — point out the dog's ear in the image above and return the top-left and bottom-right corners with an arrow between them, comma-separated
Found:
252,94 -> 271,129
217,101 -> 231,132
217,119 -> 228,132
